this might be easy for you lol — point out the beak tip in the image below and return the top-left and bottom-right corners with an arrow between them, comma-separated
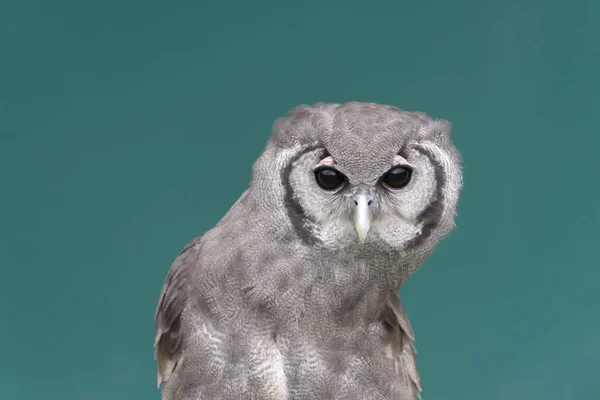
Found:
357,231 -> 367,245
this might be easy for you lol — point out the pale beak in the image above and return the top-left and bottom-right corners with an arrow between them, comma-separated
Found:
354,190 -> 374,245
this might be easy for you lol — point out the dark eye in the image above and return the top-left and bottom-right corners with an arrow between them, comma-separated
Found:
382,165 -> 412,189
315,167 -> 345,190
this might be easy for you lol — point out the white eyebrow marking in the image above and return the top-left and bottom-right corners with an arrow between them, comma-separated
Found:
318,156 -> 335,165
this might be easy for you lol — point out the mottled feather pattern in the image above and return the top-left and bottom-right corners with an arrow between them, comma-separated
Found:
154,102 -> 462,399
155,236 -> 202,386
386,292 -> 421,396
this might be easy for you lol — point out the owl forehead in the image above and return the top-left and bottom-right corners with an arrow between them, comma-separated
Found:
325,148 -> 392,182
271,102 -> 439,179
320,130 -> 405,182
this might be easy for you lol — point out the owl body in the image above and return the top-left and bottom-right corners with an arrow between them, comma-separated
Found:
155,102 -> 463,399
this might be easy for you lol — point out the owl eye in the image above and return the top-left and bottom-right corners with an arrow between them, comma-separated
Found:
315,167 -> 345,190
382,165 -> 412,189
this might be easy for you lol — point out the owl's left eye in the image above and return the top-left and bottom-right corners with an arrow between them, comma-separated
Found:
315,167 -> 345,190
382,165 -> 413,189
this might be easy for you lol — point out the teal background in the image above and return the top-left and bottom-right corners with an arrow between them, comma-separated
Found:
1,1 -> 598,399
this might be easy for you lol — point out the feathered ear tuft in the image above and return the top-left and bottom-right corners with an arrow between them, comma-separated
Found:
419,119 -> 452,146
270,104 -> 316,149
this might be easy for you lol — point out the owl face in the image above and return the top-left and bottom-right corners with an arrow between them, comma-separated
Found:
252,102 -> 462,258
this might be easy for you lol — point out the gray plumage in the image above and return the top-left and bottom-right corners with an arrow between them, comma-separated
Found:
154,102 -> 463,399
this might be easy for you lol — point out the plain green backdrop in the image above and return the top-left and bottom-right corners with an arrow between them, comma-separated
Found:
1,1 -> 598,399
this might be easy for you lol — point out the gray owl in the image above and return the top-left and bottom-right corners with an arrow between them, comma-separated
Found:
154,102 -> 463,400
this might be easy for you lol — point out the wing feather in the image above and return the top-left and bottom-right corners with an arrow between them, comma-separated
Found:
154,236 -> 203,387
385,291 -> 422,398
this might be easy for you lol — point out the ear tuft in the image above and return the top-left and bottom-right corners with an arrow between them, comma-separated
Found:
270,105 -> 319,149
419,119 -> 452,147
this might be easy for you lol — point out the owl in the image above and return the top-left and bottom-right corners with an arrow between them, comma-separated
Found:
154,102 -> 463,399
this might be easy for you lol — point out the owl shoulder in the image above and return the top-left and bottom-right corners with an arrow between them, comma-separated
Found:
153,235 -> 203,387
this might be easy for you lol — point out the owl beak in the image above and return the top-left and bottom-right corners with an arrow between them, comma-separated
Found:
354,190 -> 373,245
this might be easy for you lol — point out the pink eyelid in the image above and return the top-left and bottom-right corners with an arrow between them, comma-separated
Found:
393,155 -> 408,165
318,156 -> 335,165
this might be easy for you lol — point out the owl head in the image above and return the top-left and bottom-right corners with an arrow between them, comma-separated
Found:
250,102 -> 462,270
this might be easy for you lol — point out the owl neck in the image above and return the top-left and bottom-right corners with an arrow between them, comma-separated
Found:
211,189 -> 412,322
264,244 -> 408,322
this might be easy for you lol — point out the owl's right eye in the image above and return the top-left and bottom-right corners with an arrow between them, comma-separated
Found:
315,167 -> 345,190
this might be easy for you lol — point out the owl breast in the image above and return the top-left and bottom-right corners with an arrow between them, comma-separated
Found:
175,295 -> 408,400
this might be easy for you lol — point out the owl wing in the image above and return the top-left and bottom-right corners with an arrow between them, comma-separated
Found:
384,291 -> 422,398
154,236 -> 203,388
